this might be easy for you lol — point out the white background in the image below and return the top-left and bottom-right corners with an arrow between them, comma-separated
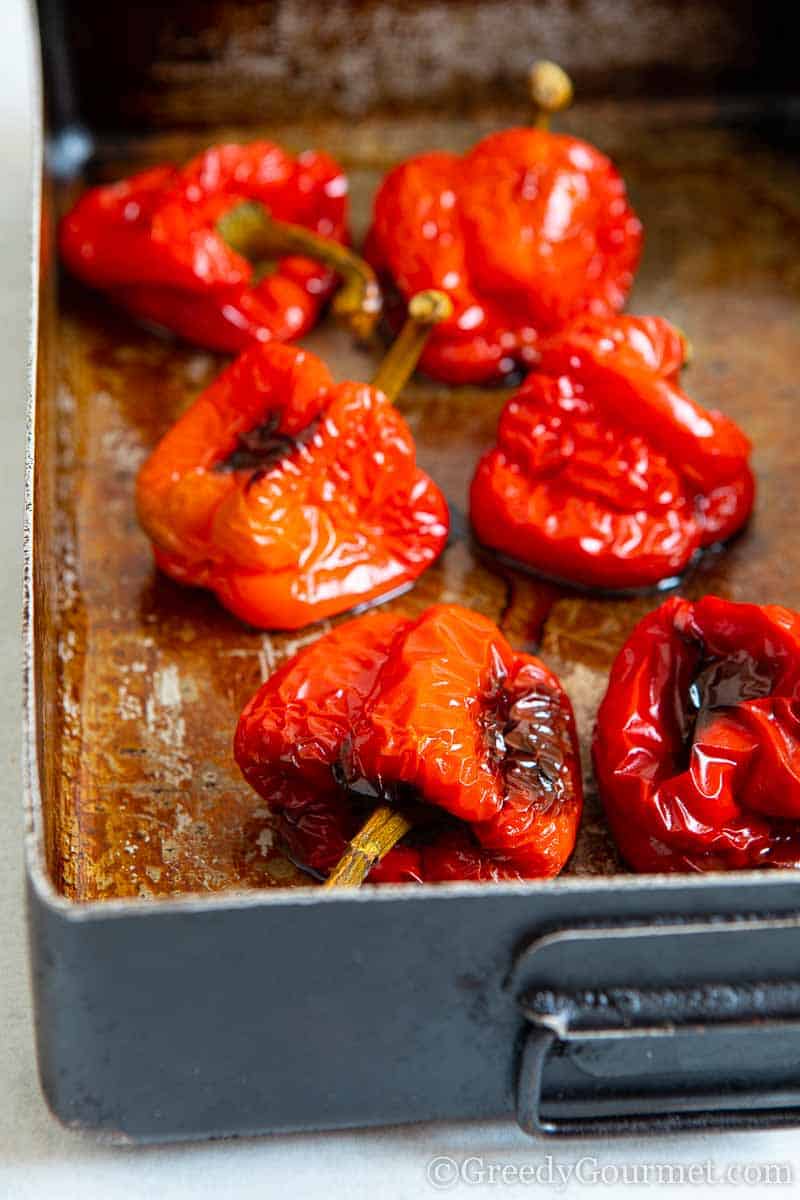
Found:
0,1 -> 798,1195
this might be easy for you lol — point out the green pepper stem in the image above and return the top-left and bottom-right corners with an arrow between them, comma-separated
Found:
323,805 -> 413,889
218,200 -> 382,340
371,289 -> 453,402
529,60 -> 573,131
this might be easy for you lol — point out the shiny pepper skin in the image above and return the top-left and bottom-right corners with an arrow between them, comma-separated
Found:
365,129 -> 642,384
594,595 -> 800,873
60,142 -> 348,353
235,604 -> 583,883
136,341 -> 449,630
470,315 -> 755,591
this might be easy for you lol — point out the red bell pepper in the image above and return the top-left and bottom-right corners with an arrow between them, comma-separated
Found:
365,65 -> 642,384
470,315 -> 755,591
235,604 -> 583,883
136,293 -> 451,630
60,141 -> 380,353
594,595 -> 800,872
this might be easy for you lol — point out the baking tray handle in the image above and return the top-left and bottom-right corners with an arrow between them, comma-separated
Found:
517,1018 -> 800,1137
510,916 -> 800,1136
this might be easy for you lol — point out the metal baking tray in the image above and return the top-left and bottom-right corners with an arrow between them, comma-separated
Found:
26,0 -> 800,1141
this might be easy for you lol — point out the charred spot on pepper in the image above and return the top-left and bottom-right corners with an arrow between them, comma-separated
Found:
480,665 -> 571,813
504,688 -> 571,809
689,651 -> 775,714
684,648 -> 776,753
331,646 -> 573,837
214,410 -> 321,483
332,740 -> 421,821
329,729 -> 513,859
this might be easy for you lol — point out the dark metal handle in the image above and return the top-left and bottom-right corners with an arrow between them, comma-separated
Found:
517,1025 -> 800,1137
510,915 -> 800,1136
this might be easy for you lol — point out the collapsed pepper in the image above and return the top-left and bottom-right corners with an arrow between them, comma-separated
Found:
136,292 -> 451,630
594,595 -> 800,873
60,141 -> 380,353
365,62 -> 642,384
470,314 -> 755,591
235,603 -> 583,884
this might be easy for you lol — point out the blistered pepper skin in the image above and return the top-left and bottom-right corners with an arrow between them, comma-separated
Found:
470,315 -> 755,591
593,595 -> 800,873
136,342 -> 449,630
365,130 -> 642,384
60,142 -> 348,353
235,604 -> 583,883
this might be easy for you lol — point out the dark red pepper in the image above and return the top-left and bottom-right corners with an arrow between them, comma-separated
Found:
60,141 -> 380,353
234,603 -> 583,884
470,315 -> 755,591
593,595 -> 800,873
365,65 -> 642,384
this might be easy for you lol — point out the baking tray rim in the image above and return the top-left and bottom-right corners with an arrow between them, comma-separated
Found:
22,15 -> 800,925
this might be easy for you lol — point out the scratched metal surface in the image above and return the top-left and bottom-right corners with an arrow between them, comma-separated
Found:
36,100 -> 800,900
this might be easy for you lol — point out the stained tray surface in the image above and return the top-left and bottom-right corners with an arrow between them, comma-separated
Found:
38,100 -> 800,900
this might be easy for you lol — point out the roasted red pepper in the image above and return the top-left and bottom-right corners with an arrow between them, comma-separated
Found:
594,595 -> 800,873
136,323 -> 449,629
470,315 -> 755,591
365,65 -> 642,384
235,604 -> 583,883
60,141 -> 380,353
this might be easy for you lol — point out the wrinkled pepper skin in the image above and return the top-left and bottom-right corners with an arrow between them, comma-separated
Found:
470,315 -> 754,591
594,595 -> 800,873
235,604 -> 583,883
136,342 -> 449,630
60,142 -> 348,353
365,130 -> 642,384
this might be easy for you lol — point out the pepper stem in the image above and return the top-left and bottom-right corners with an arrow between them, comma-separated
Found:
218,200 -> 382,340
529,60 -> 573,131
323,804 -> 413,888
371,289 -> 454,401
318,291 -> 453,890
